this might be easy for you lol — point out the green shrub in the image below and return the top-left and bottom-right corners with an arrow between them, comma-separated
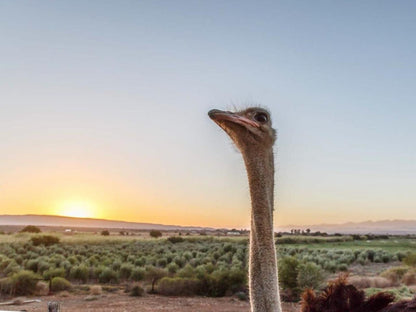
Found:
223,244 -> 234,253
10,270 -> 41,295
167,263 -> 179,274
4,260 -> 20,275
396,251 -> 407,261
235,291 -> 248,301
149,230 -> 162,238
135,257 -> 146,266
173,256 -> 185,267
403,253 -> 416,267
167,236 -> 184,244
278,256 -> 300,290
20,225 -> 41,233
178,264 -> 195,278
323,260 -> 337,273
99,268 -> 119,284
112,261 -> 121,271
338,264 -> 348,271
43,267 -> 66,280
297,262 -> 324,290
0,277 -> 13,294
69,265 -> 89,283
51,277 -> 71,291
0,257 -> 13,271
157,258 -> 167,267
68,256 -> 78,265
101,230 -> 110,236
357,254 -> 369,265
365,286 -> 414,301
145,266 -> 168,293
119,263 -> 134,280
130,284 -> 144,296
366,250 -> 376,262
158,277 -> 200,296
37,260 -> 51,273
381,253 -> 392,263
197,269 -> 246,297
31,235 -> 60,246
25,259 -> 39,272
131,268 -> 145,281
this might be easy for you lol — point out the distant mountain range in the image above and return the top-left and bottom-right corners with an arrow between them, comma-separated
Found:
278,220 -> 416,235
1,215 -> 416,234
0,214 -> 213,231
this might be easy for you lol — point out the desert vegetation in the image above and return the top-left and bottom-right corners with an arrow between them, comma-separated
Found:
0,231 -> 415,303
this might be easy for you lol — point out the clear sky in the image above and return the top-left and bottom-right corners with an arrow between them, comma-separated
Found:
1,1 -> 415,229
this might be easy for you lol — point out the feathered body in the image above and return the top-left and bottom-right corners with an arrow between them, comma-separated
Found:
302,275 -> 416,312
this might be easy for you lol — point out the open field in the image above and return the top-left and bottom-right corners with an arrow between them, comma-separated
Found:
1,231 -> 416,311
281,238 -> 416,252
0,293 -> 300,312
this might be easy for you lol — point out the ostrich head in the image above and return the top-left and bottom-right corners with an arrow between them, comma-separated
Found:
208,107 -> 276,153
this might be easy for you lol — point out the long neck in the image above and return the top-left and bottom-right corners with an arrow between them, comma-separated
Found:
243,148 -> 281,312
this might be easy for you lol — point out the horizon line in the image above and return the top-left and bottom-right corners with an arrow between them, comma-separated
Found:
2,213 -> 416,230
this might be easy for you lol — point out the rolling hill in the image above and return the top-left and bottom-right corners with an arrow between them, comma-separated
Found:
0,214 -> 212,231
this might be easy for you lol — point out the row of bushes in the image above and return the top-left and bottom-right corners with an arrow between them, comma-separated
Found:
0,270 -> 71,295
0,236 -> 249,296
2,234 -> 415,298
276,236 -> 353,244
279,246 -> 408,270
278,256 -> 325,301
0,266 -> 245,297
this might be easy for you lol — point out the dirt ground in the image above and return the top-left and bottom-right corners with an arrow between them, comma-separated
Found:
1,293 -> 299,312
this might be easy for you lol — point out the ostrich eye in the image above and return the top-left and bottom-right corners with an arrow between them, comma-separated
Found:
254,112 -> 268,123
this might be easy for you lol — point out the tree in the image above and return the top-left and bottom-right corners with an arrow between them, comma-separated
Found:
20,225 -> 41,233
101,230 -> 110,236
31,235 -> 60,246
167,236 -> 184,243
149,230 -> 162,238
145,266 -> 167,293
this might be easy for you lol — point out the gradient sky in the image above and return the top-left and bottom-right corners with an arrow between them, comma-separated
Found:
1,1 -> 415,229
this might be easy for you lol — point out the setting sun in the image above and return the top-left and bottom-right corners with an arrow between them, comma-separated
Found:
56,201 -> 95,219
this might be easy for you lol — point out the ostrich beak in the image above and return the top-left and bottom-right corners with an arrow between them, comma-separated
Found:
208,109 -> 259,128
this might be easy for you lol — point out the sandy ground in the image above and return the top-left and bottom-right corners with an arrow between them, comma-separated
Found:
1,293 -> 299,312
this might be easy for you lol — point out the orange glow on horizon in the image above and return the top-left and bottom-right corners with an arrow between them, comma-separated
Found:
55,200 -> 96,219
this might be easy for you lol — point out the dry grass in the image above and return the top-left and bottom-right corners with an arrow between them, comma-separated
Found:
402,271 -> 416,285
349,276 -> 392,289
90,285 -> 102,295
35,281 -> 49,296
380,266 -> 411,285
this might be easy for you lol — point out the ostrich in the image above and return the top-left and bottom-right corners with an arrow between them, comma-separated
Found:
208,107 -> 416,312
208,107 -> 281,312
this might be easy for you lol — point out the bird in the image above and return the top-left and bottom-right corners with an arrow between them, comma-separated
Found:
209,107 -> 281,312
208,107 -> 416,312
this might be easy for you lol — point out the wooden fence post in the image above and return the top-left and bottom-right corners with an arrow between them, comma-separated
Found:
48,301 -> 60,312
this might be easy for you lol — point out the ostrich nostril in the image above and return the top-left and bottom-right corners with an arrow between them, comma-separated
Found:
208,109 -> 227,120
